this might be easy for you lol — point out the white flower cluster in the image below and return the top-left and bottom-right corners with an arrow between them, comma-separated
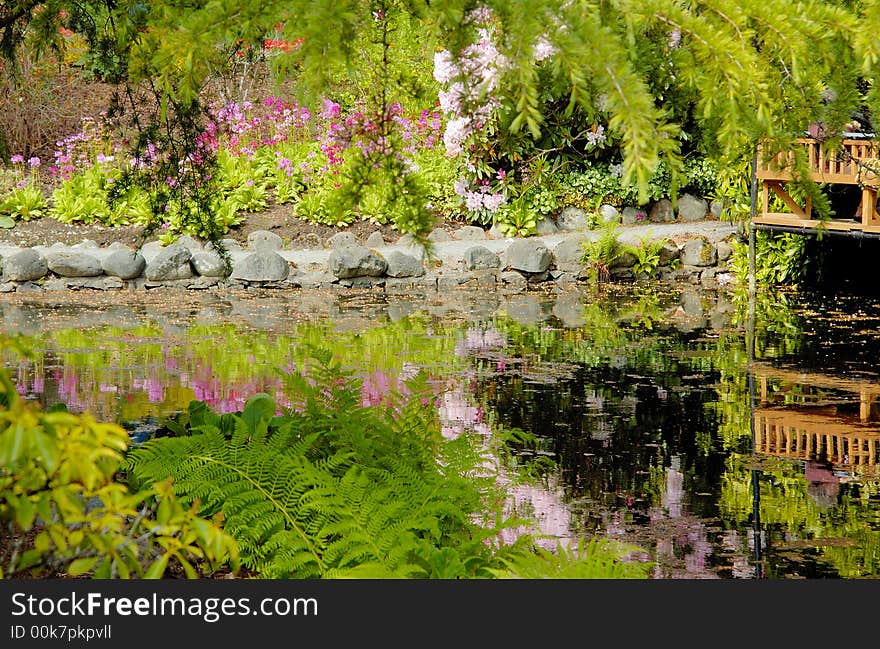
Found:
433,23 -> 507,157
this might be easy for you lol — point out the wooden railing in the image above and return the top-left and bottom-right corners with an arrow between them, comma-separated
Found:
754,136 -> 880,231
757,138 -> 879,186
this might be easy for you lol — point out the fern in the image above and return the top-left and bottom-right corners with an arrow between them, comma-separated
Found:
127,355 -> 651,579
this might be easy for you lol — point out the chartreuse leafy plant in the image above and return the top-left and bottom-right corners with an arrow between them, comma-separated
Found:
0,361 -> 239,579
128,352 -> 650,579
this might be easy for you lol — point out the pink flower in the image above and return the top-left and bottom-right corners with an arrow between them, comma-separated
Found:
10,154 -> 24,164
27,156 -> 40,167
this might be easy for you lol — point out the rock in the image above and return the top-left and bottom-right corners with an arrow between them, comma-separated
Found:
500,271 -> 528,290
611,249 -> 637,269
488,224 -> 507,239
102,251 -> 146,279
299,233 -> 322,249
557,207 -> 589,231
144,243 -> 193,281
247,230 -> 284,251
191,251 -> 228,277
365,231 -> 386,248
710,200 -> 724,220
535,216 -> 559,235
396,233 -> 418,247
649,199 -> 675,223
677,193 -> 709,222
2,249 -> 47,282
325,231 -> 358,249
176,235 -> 203,253
0,282 -> 15,293
453,225 -> 487,241
139,241 -> 165,264
106,241 -> 131,252
16,281 -> 42,292
680,237 -> 717,267
716,241 -> 734,262
231,251 -> 290,282
658,242 -> 680,266
46,251 -> 102,277
622,207 -> 648,225
464,246 -> 501,270
504,239 -> 551,274
206,238 -> 244,253
599,204 -> 620,223
71,239 -> 99,250
552,237 -> 587,273
328,246 -> 387,279
427,228 -> 452,242
384,251 -> 425,278
700,267 -> 719,287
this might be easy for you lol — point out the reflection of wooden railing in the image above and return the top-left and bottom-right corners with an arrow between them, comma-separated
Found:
754,137 -> 880,231
754,409 -> 880,477
752,364 -> 880,422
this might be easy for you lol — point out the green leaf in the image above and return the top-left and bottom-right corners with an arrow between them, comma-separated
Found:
145,554 -> 170,579
68,557 -> 99,577
0,216 -> 14,228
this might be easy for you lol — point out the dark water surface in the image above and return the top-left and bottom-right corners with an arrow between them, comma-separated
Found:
2,283 -> 879,579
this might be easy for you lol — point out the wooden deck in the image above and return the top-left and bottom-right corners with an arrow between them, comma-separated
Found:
754,137 -> 880,233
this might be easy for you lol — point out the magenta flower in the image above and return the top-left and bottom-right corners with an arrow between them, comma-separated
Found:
27,156 -> 41,167
10,154 -> 24,164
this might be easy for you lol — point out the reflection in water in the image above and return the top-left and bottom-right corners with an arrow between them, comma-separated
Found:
2,285 -> 880,578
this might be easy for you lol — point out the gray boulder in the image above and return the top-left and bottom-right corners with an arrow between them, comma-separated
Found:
191,251 -> 228,277
365,231 -> 386,248
46,251 -> 102,277
328,246 -> 388,279
176,235 -> 203,253
552,237 -> 587,273
326,231 -> 358,249
557,207 -> 589,231
505,239 -> 551,274
677,193 -> 709,222
247,230 -> 284,252
658,242 -> 680,266
231,251 -> 290,282
622,207 -> 648,225
102,250 -> 146,279
535,216 -> 559,235
427,228 -> 452,242
454,225 -> 487,241
144,243 -> 193,281
599,204 -> 620,224
464,246 -> 501,270
710,200 -> 725,220
716,241 -> 734,263
3,249 -> 47,282
680,237 -> 717,267
384,252 -> 425,278
649,199 -> 675,223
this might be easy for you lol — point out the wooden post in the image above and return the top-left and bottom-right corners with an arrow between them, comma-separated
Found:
749,149 -> 758,297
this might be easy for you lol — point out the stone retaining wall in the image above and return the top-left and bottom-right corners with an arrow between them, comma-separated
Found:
0,209 -> 740,294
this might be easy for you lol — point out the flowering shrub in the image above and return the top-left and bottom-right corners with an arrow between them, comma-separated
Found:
0,155 -> 47,225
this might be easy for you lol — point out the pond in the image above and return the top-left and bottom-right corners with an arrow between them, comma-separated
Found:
2,282 -> 879,579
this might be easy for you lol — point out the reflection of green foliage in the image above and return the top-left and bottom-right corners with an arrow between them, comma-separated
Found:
720,454 -> 880,577
0,344 -> 238,579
